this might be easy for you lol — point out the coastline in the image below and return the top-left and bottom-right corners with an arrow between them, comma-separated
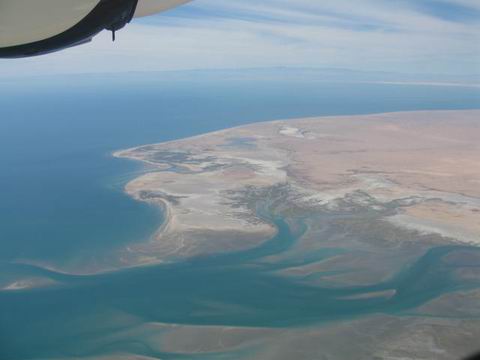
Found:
107,110 -> 480,277
2,111 -> 480,360
7,109 -> 479,280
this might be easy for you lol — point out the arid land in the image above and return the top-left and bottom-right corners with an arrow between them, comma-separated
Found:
113,110 -> 480,265
112,110 -> 480,360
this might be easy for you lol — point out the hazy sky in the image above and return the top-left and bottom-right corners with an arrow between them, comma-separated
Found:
1,0 -> 479,77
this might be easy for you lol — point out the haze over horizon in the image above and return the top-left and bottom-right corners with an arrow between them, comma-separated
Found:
1,0 -> 479,78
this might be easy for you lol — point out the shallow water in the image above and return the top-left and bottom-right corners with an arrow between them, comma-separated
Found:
1,215 -> 479,359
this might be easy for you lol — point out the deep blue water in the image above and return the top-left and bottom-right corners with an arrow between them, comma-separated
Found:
0,74 -> 479,359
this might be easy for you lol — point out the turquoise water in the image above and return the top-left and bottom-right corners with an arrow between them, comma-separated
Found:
1,217 -> 479,359
0,73 -> 480,358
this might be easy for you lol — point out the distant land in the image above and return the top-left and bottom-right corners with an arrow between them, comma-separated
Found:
2,67 -> 480,87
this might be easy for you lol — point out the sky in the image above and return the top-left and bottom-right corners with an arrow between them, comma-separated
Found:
1,0 -> 479,78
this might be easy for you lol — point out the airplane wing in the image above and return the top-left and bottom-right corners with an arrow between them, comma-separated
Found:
0,0 -> 191,58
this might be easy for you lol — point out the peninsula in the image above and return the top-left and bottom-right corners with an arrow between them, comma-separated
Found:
114,110 -> 480,268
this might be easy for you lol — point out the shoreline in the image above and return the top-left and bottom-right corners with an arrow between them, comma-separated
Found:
9,109 -> 479,280
112,110 -> 480,268
14,109 -> 478,279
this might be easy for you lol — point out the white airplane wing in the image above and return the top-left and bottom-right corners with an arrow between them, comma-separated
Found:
0,0 -> 191,58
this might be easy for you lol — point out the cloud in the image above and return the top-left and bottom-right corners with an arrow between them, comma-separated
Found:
1,0 -> 479,77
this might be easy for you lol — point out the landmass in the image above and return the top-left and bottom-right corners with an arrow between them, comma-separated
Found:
114,110 -> 480,266
5,110 -> 479,359
106,110 -> 480,360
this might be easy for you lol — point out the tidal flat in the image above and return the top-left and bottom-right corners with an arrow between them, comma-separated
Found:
1,110 -> 480,359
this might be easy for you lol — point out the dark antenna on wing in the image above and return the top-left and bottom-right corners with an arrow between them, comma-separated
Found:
107,0 -> 138,43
